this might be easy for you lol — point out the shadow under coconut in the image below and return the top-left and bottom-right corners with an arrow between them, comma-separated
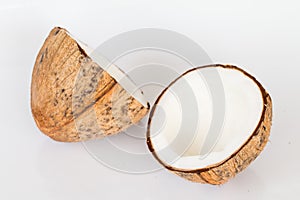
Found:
219,168 -> 266,198
82,133 -> 163,174
176,168 -> 267,199
36,140 -> 94,196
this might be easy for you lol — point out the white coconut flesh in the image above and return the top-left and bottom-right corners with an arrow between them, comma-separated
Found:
70,32 -> 148,108
148,66 -> 264,170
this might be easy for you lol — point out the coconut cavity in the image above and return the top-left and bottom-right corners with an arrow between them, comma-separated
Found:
147,65 -> 266,171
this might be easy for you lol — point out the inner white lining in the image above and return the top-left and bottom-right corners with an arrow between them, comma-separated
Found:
149,67 -> 263,170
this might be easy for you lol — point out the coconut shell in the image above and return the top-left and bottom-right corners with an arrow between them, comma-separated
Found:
31,27 -> 149,142
147,64 -> 272,185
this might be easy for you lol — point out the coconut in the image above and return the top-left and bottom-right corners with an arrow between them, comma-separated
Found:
31,27 -> 149,142
146,64 -> 272,185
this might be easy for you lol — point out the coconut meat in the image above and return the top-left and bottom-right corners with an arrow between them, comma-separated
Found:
149,67 -> 264,170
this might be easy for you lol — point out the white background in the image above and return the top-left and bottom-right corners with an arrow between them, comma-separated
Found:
0,0 -> 299,199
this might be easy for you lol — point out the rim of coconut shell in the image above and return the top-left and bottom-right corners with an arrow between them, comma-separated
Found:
146,64 -> 270,173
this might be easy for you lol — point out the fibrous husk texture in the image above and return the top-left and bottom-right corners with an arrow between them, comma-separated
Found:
31,27 -> 149,142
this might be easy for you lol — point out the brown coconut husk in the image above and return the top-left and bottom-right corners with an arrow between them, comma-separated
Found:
31,27 -> 149,142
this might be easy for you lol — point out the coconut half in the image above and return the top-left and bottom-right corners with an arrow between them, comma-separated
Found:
146,64 -> 272,184
31,27 -> 149,142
